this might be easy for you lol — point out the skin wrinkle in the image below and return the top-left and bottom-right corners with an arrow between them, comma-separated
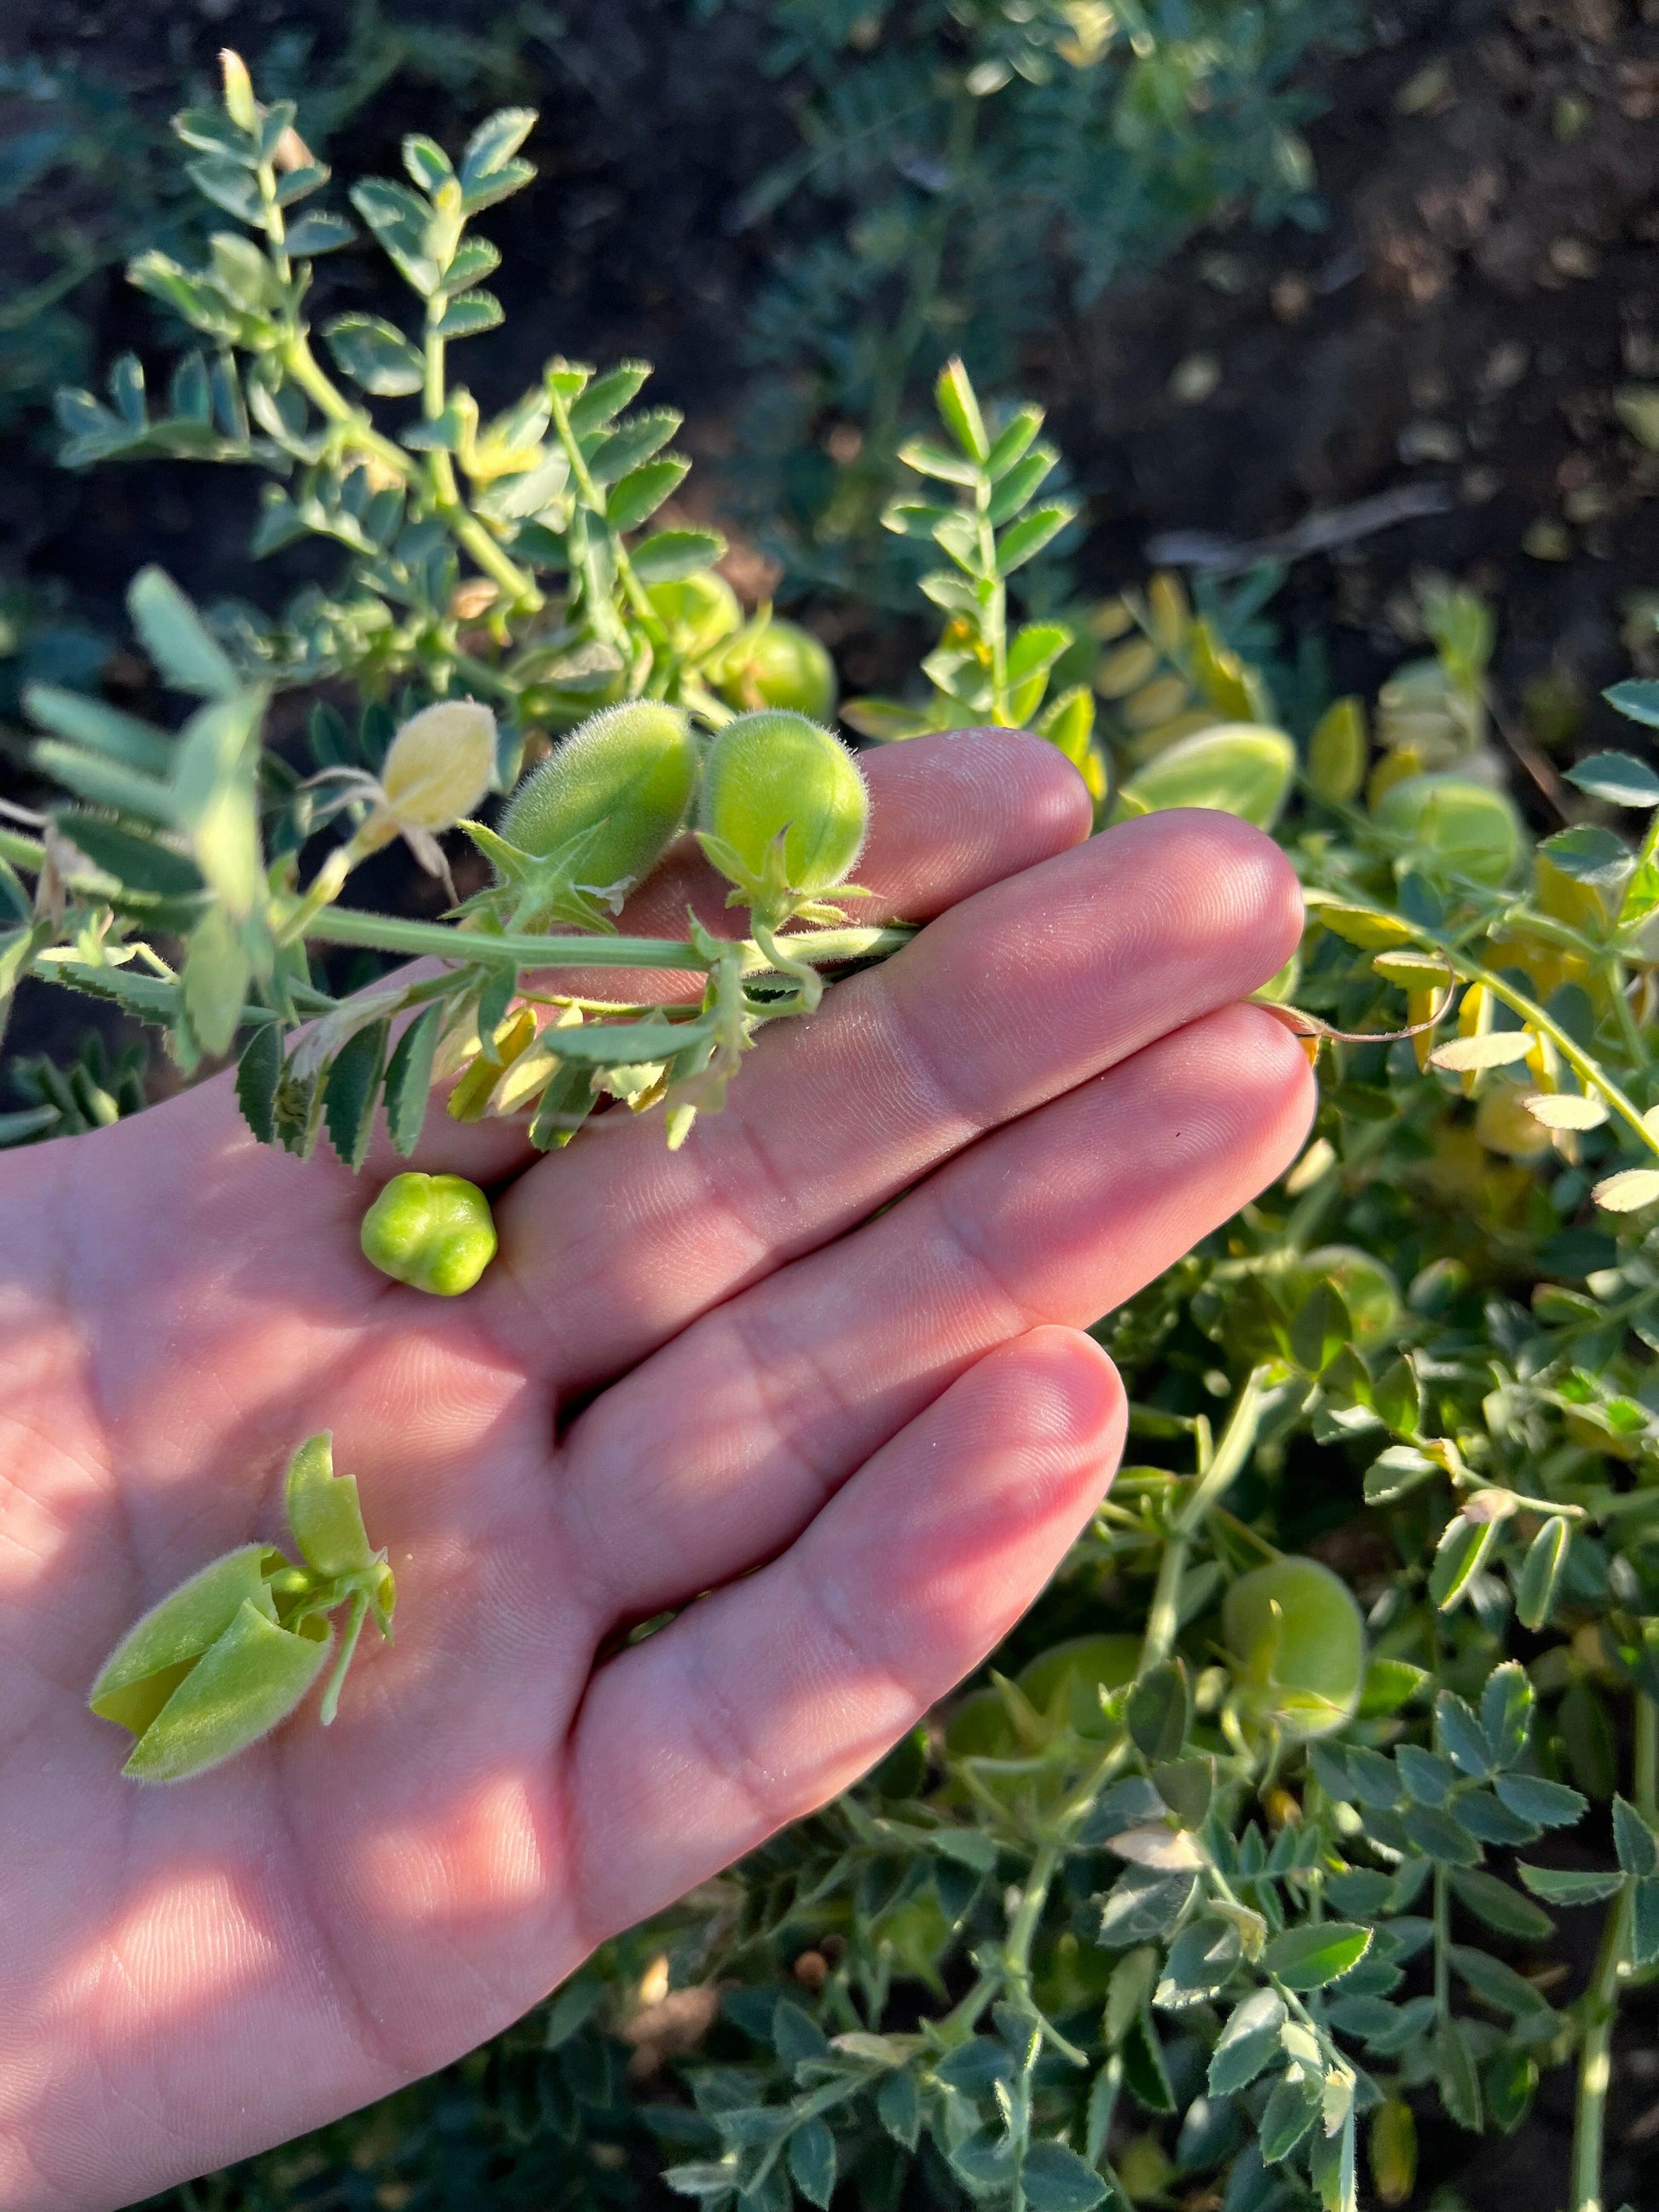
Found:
264,1763 -> 411,2088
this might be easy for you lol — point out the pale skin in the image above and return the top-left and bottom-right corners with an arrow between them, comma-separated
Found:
0,730 -> 1312,2211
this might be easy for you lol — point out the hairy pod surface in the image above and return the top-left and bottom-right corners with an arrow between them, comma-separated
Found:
361,1170 -> 499,1296
500,702 -> 699,896
698,709 -> 869,901
1223,1556 -> 1367,1741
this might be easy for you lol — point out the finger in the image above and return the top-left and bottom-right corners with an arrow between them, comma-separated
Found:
350,724 -> 1091,1185
487,808 -> 1303,1388
557,1002 -> 1311,1621
567,1325 -> 1125,1939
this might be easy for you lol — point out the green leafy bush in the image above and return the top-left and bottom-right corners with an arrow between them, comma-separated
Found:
10,61 -> 1659,2212
717,0 -> 1363,594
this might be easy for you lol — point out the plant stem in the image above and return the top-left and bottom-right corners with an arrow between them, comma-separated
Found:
1139,1367 -> 1270,1672
301,905 -> 913,975
543,371 -> 667,647
0,826 -> 46,873
1432,1866 -> 1451,2023
1569,1689 -> 1656,2212
1571,1880 -> 1631,2212
1304,887 -> 1659,1158
1003,1843 -> 1061,2212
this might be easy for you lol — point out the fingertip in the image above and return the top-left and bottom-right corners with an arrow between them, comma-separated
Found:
1194,998 -> 1320,1166
857,725 -> 1094,916
946,1325 -> 1126,1531
1107,808 -> 1305,993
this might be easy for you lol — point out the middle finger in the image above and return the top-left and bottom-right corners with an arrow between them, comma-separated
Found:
482,806 -> 1301,1393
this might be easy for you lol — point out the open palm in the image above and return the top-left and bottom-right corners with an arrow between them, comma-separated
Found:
0,731 -> 1310,2212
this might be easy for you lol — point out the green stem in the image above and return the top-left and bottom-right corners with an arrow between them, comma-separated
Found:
1637,1691 -> 1658,1822
1569,1689 -> 1658,2210
1003,1843 -> 1061,2212
1432,1866 -> 1451,2024
751,918 -> 824,1014
1606,956 -> 1650,1077
0,826 -> 46,873
1571,1880 -> 1631,2212
544,371 -> 667,646
301,905 -> 913,976
1139,1368 -> 1270,1672
279,336 -> 413,483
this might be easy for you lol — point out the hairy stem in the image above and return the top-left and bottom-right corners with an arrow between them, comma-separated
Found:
301,905 -> 912,976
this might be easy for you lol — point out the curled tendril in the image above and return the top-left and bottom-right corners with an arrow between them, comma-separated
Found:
1246,952 -> 1457,1059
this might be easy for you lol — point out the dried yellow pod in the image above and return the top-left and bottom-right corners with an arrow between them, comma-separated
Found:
379,700 -> 498,833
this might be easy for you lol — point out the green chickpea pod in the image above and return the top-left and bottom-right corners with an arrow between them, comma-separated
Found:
714,617 -> 838,720
697,709 -> 869,921
1222,1555 -> 1366,1741
462,701 -> 701,933
697,709 -> 870,1010
360,1171 -> 499,1297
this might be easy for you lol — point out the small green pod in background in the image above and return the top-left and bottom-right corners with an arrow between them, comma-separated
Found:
360,1170 -> 499,1296
1371,770 -> 1523,887
1223,1556 -> 1367,1741
500,700 -> 700,896
646,569 -> 743,659
714,618 -> 838,720
697,708 -> 869,915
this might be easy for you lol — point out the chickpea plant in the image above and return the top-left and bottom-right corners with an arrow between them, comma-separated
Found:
11,56 -> 1659,2212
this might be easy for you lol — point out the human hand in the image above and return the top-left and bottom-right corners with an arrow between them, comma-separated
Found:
0,730 -> 1310,2210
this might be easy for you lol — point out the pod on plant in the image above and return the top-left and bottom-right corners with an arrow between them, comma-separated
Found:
361,1170 -> 499,1296
1372,771 -> 1523,887
697,708 -> 869,923
1223,1556 -> 1366,1741
1015,1632 -> 1141,1740
466,701 -> 700,933
646,569 -> 742,659
714,616 -> 838,720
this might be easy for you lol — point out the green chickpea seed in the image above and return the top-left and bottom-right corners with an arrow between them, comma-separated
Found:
361,1170 -> 499,1297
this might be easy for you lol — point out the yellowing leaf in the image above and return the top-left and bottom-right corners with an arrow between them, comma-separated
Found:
1312,901 -> 1417,949
1593,1168 -> 1659,1213
1430,1032 -> 1537,1072
1523,1093 -> 1609,1131
1106,1824 -> 1207,1870
1372,948 -> 1450,985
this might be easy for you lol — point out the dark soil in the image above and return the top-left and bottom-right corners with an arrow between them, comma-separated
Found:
8,2 -> 1659,2205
